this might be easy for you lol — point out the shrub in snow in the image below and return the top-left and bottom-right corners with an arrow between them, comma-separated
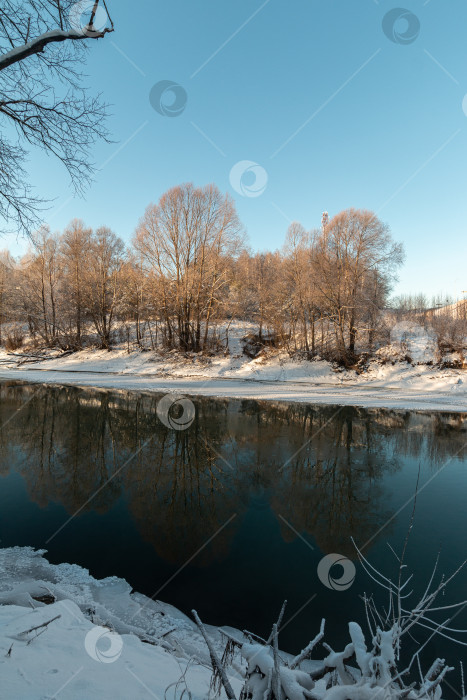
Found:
374,345 -> 406,364
196,537 -> 467,700
4,325 -> 24,351
439,352 -> 465,369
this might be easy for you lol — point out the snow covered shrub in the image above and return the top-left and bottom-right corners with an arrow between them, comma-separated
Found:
196,536 -> 467,700
374,345 -> 406,364
242,333 -> 283,359
431,314 -> 467,359
439,352 -> 465,369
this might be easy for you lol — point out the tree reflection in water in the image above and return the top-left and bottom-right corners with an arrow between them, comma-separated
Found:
0,381 -> 466,652
1,383 -> 466,563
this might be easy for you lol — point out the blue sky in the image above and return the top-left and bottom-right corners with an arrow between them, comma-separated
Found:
3,0 -> 467,299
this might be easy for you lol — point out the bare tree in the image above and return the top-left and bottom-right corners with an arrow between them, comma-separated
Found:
19,225 -> 59,344
134,183 -> 243,352
0,0 -> 115,235
284,223 -> 319,353
119,254 -> 149,349
0,249 -> 15,344
59,218 -> 92,347
314,209 -> 404,362
84,226 -> 125,349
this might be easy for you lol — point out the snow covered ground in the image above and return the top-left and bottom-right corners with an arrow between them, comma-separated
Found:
0,548 -> 321,700
0,345 -> 466,412
0,547 -> 245,699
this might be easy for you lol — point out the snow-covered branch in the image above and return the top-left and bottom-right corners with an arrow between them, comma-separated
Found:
196,541 -> 467,699
0,25 -> 113,72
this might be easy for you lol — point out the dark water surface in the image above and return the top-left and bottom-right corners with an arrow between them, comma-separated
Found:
1,380 -> 466,683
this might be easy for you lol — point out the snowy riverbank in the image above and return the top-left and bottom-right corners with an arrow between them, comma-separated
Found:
0,347 -> 466,412
1,547 -> 465,699
0,547 -> 244,699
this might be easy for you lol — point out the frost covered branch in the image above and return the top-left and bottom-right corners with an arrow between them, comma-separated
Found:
197,545 -> 467,699
0,22 -> 113,72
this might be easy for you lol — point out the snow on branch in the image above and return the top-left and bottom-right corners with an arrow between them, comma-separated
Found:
0,1 -> 114,71
196,544 -> 467,699
0,27 -> 111,72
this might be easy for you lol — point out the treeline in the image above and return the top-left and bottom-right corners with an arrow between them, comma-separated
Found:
392,293 -> 457,315
0,183 -> 404,362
